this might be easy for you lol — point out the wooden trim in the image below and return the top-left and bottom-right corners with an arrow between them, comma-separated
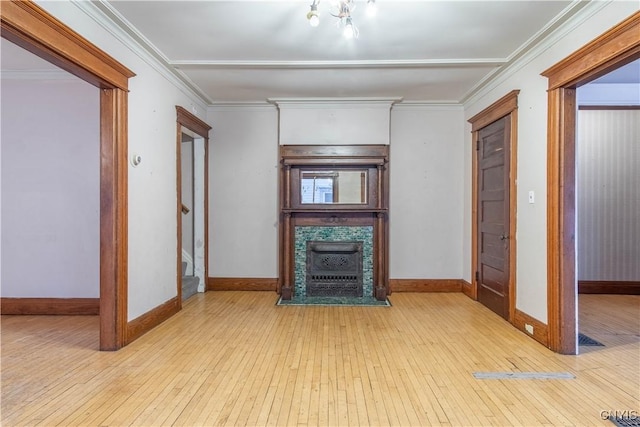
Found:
1,298 -> 100,315
513,309 -> 549,348
126,297 -> 180,344
470,129 -> 478,301
578,105 -> 640,110
542,12 -> 640,89
468,90 -> 520,132
0,1 -> 134,90
100,88 -> 129,351
207,278 -> 278,292
508,107 -> 518,323
461,279 -> 473,299
2,0 -> 132,350
578,281 -> 640,295
176,106 -> 212,138
390,279 -> 463,293
468,90 -> 520,316
176,107 -> 213,308
546,87 -> 578,355
542,13 -> 639,354
281,144 -> 389,160
176,116 -> 183,306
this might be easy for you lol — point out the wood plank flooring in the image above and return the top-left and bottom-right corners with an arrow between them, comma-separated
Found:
1,292 -> 638,426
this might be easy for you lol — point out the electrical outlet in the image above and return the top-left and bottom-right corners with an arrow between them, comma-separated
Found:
525,324 -> 534,334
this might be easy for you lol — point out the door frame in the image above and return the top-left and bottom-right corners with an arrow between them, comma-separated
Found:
542,12 -> 639,354
1,1 -> 135,350
176,106 -> 212,304
468,90 -> 519,322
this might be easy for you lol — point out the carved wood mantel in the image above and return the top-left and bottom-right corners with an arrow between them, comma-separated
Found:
279,145 -> 390,300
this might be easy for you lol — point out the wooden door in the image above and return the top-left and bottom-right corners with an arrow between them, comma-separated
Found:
477,116 -> 511,319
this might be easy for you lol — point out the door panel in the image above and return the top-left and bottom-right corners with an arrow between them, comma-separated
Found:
477,116 -> 511,319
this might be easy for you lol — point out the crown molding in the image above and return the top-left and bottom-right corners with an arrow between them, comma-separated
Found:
208,102 -> 277,112
71,0 -> 211,107
172,58 -> 506,70
461,0 -> 610,106
392,102 -> 463,111
268,97 -> 403,109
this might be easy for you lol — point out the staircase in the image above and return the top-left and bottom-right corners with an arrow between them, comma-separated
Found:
182,262 -> 200,301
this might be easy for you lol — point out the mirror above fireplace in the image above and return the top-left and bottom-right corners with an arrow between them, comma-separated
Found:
300,170 -> 368,204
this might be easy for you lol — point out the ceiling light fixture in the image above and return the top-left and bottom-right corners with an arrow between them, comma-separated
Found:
306,0 -> 377,39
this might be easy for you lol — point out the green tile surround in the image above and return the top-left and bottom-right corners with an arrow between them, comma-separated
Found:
294,226 -> 374,300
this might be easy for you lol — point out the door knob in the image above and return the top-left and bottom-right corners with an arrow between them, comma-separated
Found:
500,234 -> 509,240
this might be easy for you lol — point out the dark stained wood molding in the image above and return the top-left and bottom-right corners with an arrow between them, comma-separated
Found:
542,11 -> 639,355
578,281 -> 640,295
176,107 -> 212,309
100,88 -> 129,351
176,106 -> 212,138
579,105 -> 640,110
1,298 -> 100,315
468,90 -> 520,132
461,279 -> 474,299
390,279 -> 463,293
2,1 -> 132,351
126,297 -> 180,344
207,278 -> 278,292
513,309 -> 549,348
468,90 -> 519,318
0,1 -> 135,90
542,12 -> 640,90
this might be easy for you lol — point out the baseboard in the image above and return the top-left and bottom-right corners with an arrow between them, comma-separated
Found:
0,297 -> 99,315
390,279 -> 463,293
127,297 -> 180,344
461,279 -> 474,299
207,277 -> 277,291
513,309 -> 549,348
578,281 -> 640,295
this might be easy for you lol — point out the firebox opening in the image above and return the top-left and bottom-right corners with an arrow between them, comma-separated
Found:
306,241 -> 364,297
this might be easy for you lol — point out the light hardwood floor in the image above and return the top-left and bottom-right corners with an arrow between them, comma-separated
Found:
1,292 -> 638,426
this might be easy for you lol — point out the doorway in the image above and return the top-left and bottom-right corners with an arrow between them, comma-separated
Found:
1,1 -> 134,350
176,107 -> 211,303
1,40 -> 100,315
541,11 -> 639,354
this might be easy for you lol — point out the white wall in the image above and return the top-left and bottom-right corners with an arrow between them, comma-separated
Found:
206,103 -> 465,281
390,105 -> 465,279
35,1 -> 209,320
207,106 -> 279,277
463,2 -> 639,322
276,101 -> 396,145
1,77 -> 99,298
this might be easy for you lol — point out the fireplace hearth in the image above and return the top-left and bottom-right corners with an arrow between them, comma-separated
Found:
306,241 -> 363,297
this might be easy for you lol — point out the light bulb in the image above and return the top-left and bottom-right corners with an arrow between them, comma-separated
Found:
309,13 -> 320,27
343,17 -> 354,39
307,3 -> 320,27
366,0 -> 377,17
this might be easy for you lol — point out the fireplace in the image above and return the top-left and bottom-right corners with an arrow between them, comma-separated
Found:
306,241 -> 363,297
279,145 -> 389,301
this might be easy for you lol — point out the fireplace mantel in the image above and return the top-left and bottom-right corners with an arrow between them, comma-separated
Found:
279,145 -> 389,300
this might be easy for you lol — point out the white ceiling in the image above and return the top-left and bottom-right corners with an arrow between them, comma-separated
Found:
99,0 -> 583,104
2,1 -> 637,104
